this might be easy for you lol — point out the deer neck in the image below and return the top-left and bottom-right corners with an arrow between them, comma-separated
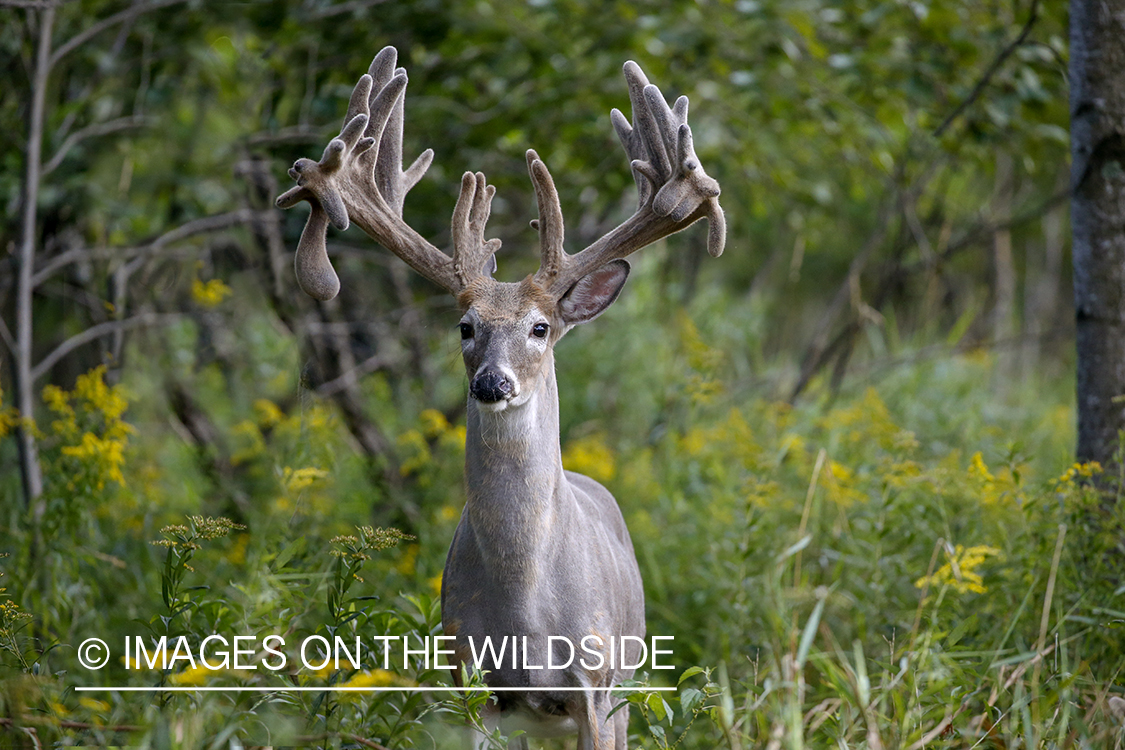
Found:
463,351 -> 566,570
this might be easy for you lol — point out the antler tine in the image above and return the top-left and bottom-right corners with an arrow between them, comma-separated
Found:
451,171 -> 502,289
543,61 -> 726,299
277,47 -> 459,299
526,149 -> 566,286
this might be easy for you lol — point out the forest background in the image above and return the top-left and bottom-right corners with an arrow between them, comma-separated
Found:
2,0 -> 1124,747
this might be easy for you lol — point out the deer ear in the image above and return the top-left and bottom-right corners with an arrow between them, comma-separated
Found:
558,259 -> 630,326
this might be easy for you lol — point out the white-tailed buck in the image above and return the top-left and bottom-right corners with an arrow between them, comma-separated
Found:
278,46 -> 724,749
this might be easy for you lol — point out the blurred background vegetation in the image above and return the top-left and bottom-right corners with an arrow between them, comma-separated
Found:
2,0 -> 1123,747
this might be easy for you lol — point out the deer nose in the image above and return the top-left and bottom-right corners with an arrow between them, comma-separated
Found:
470,371 -> 514,403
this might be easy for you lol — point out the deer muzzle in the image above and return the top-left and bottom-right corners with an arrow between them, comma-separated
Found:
470,370 -> 514,404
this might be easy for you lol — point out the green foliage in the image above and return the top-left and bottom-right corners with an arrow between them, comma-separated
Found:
2,343 -> 1123,746
0,0 -> 1119,747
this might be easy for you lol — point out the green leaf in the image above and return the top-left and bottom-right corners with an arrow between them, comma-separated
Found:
273,536 -> 306,571
796,593 -> 825,669
680,687 -> 705,714
677,665 -> 705,685
777,534 -> 812,562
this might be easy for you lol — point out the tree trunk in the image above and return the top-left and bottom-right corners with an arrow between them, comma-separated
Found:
992,150 -> 1016,381
1071,0 -> 1125,472
14,6 -> 55,509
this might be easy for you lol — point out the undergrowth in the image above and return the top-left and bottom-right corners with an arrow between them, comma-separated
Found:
1,308 -> 1123,747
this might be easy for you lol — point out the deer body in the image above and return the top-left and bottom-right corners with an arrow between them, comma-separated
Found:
277,46 -> 724,749
441,279 -> 645,746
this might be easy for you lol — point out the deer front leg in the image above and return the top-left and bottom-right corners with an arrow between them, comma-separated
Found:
573,692 -> 618,750
612,701 -> 629,749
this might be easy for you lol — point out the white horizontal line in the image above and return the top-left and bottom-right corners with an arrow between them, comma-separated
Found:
74,686 -> 676,693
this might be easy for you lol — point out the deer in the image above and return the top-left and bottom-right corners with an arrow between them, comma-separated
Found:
277,46 -> 725,750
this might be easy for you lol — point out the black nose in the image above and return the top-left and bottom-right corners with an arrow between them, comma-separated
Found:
470,371 -> 513,403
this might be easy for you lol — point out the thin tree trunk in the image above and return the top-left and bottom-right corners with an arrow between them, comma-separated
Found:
15,6 -> 54,509
1023,171 -> 1067,371
1071,0 -> 1125,473
992,150 -> 1016,381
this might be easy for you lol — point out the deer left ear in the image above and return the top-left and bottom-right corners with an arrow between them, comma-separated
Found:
558,259 -> 630,326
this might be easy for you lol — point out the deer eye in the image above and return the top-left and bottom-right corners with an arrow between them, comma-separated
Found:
459,323 -> 474,340
531,322 -> 549,339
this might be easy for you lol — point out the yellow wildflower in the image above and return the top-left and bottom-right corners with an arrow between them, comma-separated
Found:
61,432 -> 128,486
821,388 -> 917,453
339,669 -> 397,689
428,573 -> 443,597
824,460 -> 866,507
420,408 -> 450,439
78,698 -> 110,713
191,277 -> 232,307
310,663 -> 335,680
253,399 -> 284,428
73,366 -> 128,421
915,544 -> 1002,595
968,452 -> 995,483
283,466 -> 329,493
337,669 -> 401,701
678,427 -> 707,458
398,428 -> 431,477
40,366 -> 133,493
562,433 -> 616,483
0,405 -> 20,439
169,665 -> 210,686
42,384 -> 74,419
1053,461 -> 1102,485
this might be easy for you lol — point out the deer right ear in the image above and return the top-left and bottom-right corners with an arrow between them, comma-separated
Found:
558,259 -> 630,326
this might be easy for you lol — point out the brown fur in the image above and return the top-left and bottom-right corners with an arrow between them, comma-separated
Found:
458,275 -> 557,317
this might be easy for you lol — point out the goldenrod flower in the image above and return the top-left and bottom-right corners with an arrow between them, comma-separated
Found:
562,433 -> 616,483
169,665 -> 210,686
191,277 -> 232,307
915,544 -> 1002,595
337,669 -> 402,701
283,466 -> 329,493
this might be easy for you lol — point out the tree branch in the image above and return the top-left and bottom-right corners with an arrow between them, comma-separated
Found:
43,115 -> 149,175
0,0 -> 63,7
310,0 -> 392,18
245,126 -> 330,147
32,209 -> 263,287
932,0 -> 1041,138
49,0 -> 186,67
919,182 -> 1070,271
31,312 -> 182,382
315,351 -> 395,398
0,314 -> 15,357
